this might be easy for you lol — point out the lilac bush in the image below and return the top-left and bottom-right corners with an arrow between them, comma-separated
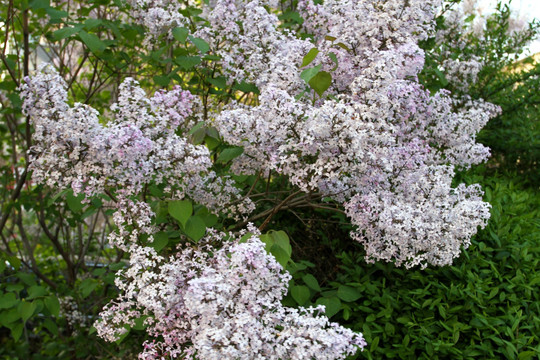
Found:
18,0 -> 503,358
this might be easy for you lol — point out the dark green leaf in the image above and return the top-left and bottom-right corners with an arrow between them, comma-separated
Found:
291,285 -> 310,305
184,215 -> 206,241
53,26 -> 83,41
27,285 -> 47,300
153,75 -> 170,87
150,232 -> 169,252
315,296 -> 341,318
217,146 -> 244,163
79,30 -> 106,53
18,301 -> 36,322
175,55 -> 201,70
302,274 -> 321,292
337,285 -> 361,302
0,293 -> 17,309
44,318 -> 58,335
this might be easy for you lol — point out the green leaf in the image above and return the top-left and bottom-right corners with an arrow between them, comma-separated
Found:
302,274 -> 321,292
46,7 -> 68,19
174,55 -> 201,70
66,191 -> 85,213
79,30 -> 106,53
184,215 -> 206,241
315,296 -> 341,318
300,64 -> 322,83
10,322 -> 23,341
268,230 -> 292,257
269,244 -> 290,268
43,318 -> 58,336
150,232 -> 169,252
336,42 -> 351,52
233,81 -> 259,94
27,285 -> 47,300
301,48 -> 319,67
79,279 -> 98,299
153,75 -> 170,87
30,0 -> 49,9
168,200 -> 192,227
7,256 -> 21,270
172,27 -> 189,43
291,285 -> 310,305
308,71 -> 332,96
217,146 -> 244,163
18,300 -> 36,322
53,26 -> 83,41
208,77 -> 227,89
328,52 -> 338,71
0,293 -> 17,309
16,272 -> 36,286
337,285 -> 361,302
44,295 -> 60,317
188,36 -> 210,54
84,18 -> 103,30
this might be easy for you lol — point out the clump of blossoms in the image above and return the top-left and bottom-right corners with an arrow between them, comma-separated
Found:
201,0 -> 498,268
19,64 -> 253,218
95,224 -> 366,359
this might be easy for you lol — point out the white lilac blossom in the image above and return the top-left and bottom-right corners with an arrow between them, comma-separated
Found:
209,0 -> 498,267
95,225 -> 366,359
19,64 -> 253,218
127,0 -> 187,45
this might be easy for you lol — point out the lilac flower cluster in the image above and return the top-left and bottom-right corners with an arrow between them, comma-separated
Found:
209,0 -> 499,267
20,64 -> 253,217
96,223 -> 366,359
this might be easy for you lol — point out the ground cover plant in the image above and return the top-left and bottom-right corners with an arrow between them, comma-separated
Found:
0,0 -> 538,359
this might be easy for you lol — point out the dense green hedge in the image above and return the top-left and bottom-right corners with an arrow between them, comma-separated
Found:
321,170 -> 540,359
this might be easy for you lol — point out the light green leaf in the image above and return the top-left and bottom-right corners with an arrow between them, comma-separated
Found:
308,71 -> 332,96
300,64 -> 322,83
301,48 -> 319,67
188,36 -> 210,54
172,27 -> 189,43
44,296 -> 60,317
269,244 -> 290,268
168,200 -> 192,227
